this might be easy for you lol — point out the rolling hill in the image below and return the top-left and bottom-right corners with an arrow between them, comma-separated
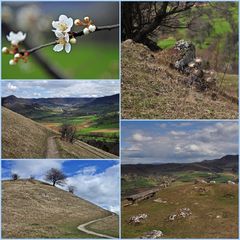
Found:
2,94 -> 119,119
2,179 -> 119,238
122,155 -> 238,176
2,107 -> 117,159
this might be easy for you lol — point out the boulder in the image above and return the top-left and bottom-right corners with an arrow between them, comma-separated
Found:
128,213 -> 148,225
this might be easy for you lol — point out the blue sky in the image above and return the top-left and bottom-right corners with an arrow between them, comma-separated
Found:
122,121 -> 238,164
2,160 -> 119,213
2,80 -> 119,98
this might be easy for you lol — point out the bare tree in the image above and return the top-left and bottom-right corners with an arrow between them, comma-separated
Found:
68,185 -> 76,194
11,173 -> 19,181
45,168 -> 66,186
122,2 -> 196,50
60,124 -> 77,144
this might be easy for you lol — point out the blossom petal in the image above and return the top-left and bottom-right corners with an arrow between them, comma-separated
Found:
66,18 -> 73,28
65,43 -> 71,53
53,30 -> 64,38
53,44 -> 64,52
59,14 -> 68,22
64,33 -> 69,42
52,21 -> 59,29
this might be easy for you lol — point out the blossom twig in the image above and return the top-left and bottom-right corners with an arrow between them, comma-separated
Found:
26,24 -> 119,54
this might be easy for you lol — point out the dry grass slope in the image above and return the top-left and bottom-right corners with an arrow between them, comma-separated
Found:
2,107 -> 54,159
2,179 -> 118,238
122,182 -> 238,238
121,40 -> 238,119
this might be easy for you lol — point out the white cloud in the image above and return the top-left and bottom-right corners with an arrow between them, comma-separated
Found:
132,133 -> 152,142
7,82 -> 17,91
66,164 -> 120,213
123,122 -> 238,164
11,160 -> 63,178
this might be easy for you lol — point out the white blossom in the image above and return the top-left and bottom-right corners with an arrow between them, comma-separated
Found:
52,14 -> 73,34
83,28 -> 90,35
6,31 -> 27,45
53,32 -> 71,53
89,24 -> 96,32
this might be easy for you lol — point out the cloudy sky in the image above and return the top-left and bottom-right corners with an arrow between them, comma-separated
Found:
2,80 -> 119,98
122,121 -> 238,164
2,160 -> 120,213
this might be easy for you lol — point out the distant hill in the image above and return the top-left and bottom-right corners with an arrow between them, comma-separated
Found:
122,155 -> 239,176
2,94 -> 119,119
2,107 -> 118,159
2,179 -> 118,238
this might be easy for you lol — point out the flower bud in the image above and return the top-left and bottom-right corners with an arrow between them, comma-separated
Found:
89,24 -> 96,32
74,19 -> 81,26
70,38 -> 77,44
9,59 -> 16,65
83,28 -> 90,35
14,53 -> 21,58
2,47 -> 9,54
84,16 -> 90,22
11,40 -> 18,46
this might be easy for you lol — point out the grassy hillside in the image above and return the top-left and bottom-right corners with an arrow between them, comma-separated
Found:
2,179 -> 119,238
2,107 -> 118,159
121,40 -> 238,119
2,107 -> 54,158
122,182 -> 238,238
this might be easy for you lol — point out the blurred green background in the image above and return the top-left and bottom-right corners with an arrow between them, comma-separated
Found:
2,2 -> 119,79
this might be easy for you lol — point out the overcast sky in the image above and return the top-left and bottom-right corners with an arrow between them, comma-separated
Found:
122,121 -> 238,164
2,80 -> 119,98
2,160 -> 120,213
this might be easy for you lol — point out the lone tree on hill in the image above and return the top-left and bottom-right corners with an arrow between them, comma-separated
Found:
45,168 -> 66,186
11,173 -> 19,180
68,185 -> 76,194
122,2 -> 196,50
60,123 -> 77,144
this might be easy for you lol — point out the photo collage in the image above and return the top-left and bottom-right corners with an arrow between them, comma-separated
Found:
1,1 -> 239,239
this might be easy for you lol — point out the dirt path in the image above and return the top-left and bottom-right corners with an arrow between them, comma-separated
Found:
77,215 -> 115,239
46,136 -> 59,158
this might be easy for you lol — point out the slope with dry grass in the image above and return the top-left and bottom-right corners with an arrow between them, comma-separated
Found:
2,179 -> 119,238
2,107 -> 54,159
121,40 -> 238,119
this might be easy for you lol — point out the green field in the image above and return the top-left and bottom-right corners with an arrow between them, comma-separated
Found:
2,41 -> 119,79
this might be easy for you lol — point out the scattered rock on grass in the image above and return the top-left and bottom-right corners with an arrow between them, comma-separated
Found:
154,198 -> 167,203
168,208 -> 192,221
128,213 -> 148,225
141,230 -> 164,238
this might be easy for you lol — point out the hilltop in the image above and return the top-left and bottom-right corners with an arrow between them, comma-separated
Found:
2,179 -> 119,238
121,40 -> 238,119
2,107 -> 117,159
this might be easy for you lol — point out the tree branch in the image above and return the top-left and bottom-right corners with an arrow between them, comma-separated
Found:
26,24 -> 119,54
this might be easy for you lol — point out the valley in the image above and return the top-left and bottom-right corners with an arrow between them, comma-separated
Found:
2,94 -> 119,158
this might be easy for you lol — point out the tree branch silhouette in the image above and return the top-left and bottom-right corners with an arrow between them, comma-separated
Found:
26,24 -> 119,54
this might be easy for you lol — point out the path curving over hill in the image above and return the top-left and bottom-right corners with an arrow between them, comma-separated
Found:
77,214 -> 115,239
